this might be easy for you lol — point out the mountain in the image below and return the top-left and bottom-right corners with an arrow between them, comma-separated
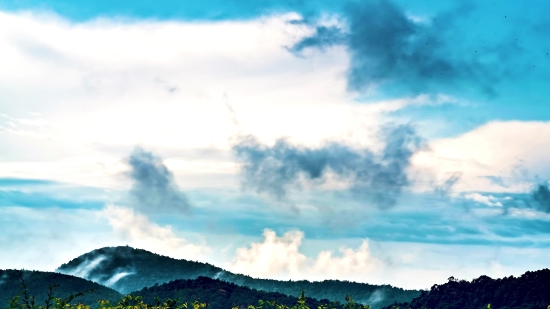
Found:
0,269 -> 122,309
56,246 -> 420,309
382,269 -> 550,309
130,276 -> 344,309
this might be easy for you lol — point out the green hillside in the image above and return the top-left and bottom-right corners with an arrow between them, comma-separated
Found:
130,276 -> 345,309
56,246 -> 419,309
0,269 -> 122,309
383,269 -> 550,309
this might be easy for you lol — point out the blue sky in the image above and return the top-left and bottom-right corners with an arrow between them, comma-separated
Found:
1,0 -> 550,290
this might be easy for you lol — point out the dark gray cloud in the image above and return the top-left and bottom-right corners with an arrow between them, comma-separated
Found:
531,183 -> 550,213
287,25 -> 347,54
232,124 -> 424,210
127,147 -> 190,214
496,182 -> 550,215
290,0 -> 514,96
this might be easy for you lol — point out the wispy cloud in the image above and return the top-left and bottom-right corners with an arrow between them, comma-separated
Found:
60,255 -> 107,279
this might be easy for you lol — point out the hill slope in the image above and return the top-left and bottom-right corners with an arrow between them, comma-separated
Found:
131,276 -> 345,309
0,269 -> 122,309
56,246 -> 420,309
383,269 -> 550,309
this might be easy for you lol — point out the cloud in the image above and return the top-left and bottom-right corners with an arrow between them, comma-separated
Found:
62,255 -> 107,278
530,183 -> 550,213
232,123 -> 424,210
410,121 -> 550,194
290,0 -> 519,96
461,182 -> 550,216
463,193 -> 502,207
103,271 -> 135,287
99,204 -> 210,259
226,228 -> 382,281
229,229 -> 307,277
288,25 -> 347,54
127,147 -> 191,215
434,173 -> 461,197
56,248 -> 137,291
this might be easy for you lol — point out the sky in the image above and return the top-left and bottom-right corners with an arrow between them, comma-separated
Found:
1,0 -> 550,291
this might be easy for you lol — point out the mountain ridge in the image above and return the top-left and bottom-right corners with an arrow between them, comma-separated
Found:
55,246 -> 420,309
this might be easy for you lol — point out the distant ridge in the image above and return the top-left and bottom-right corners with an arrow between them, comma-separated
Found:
0,269 -> 122,309
131,276 -> 344,309
382,269 -> 550,309
56,246 -> 420,309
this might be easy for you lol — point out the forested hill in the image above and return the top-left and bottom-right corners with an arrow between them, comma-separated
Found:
382,269 -> 550,309
0,269 -> 122,309
131,276 -> 344,309
56,246 -> 420,309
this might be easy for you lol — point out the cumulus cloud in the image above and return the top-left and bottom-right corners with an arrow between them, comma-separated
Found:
100,204 -> 210,259
233,123 -> 424,210
127,147 -> 191,215
227,228 -> 383,281
229,229 -> 307,277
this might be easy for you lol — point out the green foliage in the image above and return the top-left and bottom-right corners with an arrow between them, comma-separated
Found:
4,274 -> 97,309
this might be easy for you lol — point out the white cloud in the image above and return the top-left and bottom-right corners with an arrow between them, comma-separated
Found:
0,10 -> 446,189
63,255 -> 107,278
103,271 -> 135,286
99,204 -> 211,260
411,121 -> 550,194
463,193 -> 502,207
226,228 -> 383,282
222,230 -> 550,290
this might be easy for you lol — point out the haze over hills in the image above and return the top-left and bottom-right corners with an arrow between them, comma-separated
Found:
55,246 -> 420,309
0,269 -> 122,309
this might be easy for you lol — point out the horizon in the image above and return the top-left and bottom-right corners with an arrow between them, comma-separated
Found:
1,0 -> 550,291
